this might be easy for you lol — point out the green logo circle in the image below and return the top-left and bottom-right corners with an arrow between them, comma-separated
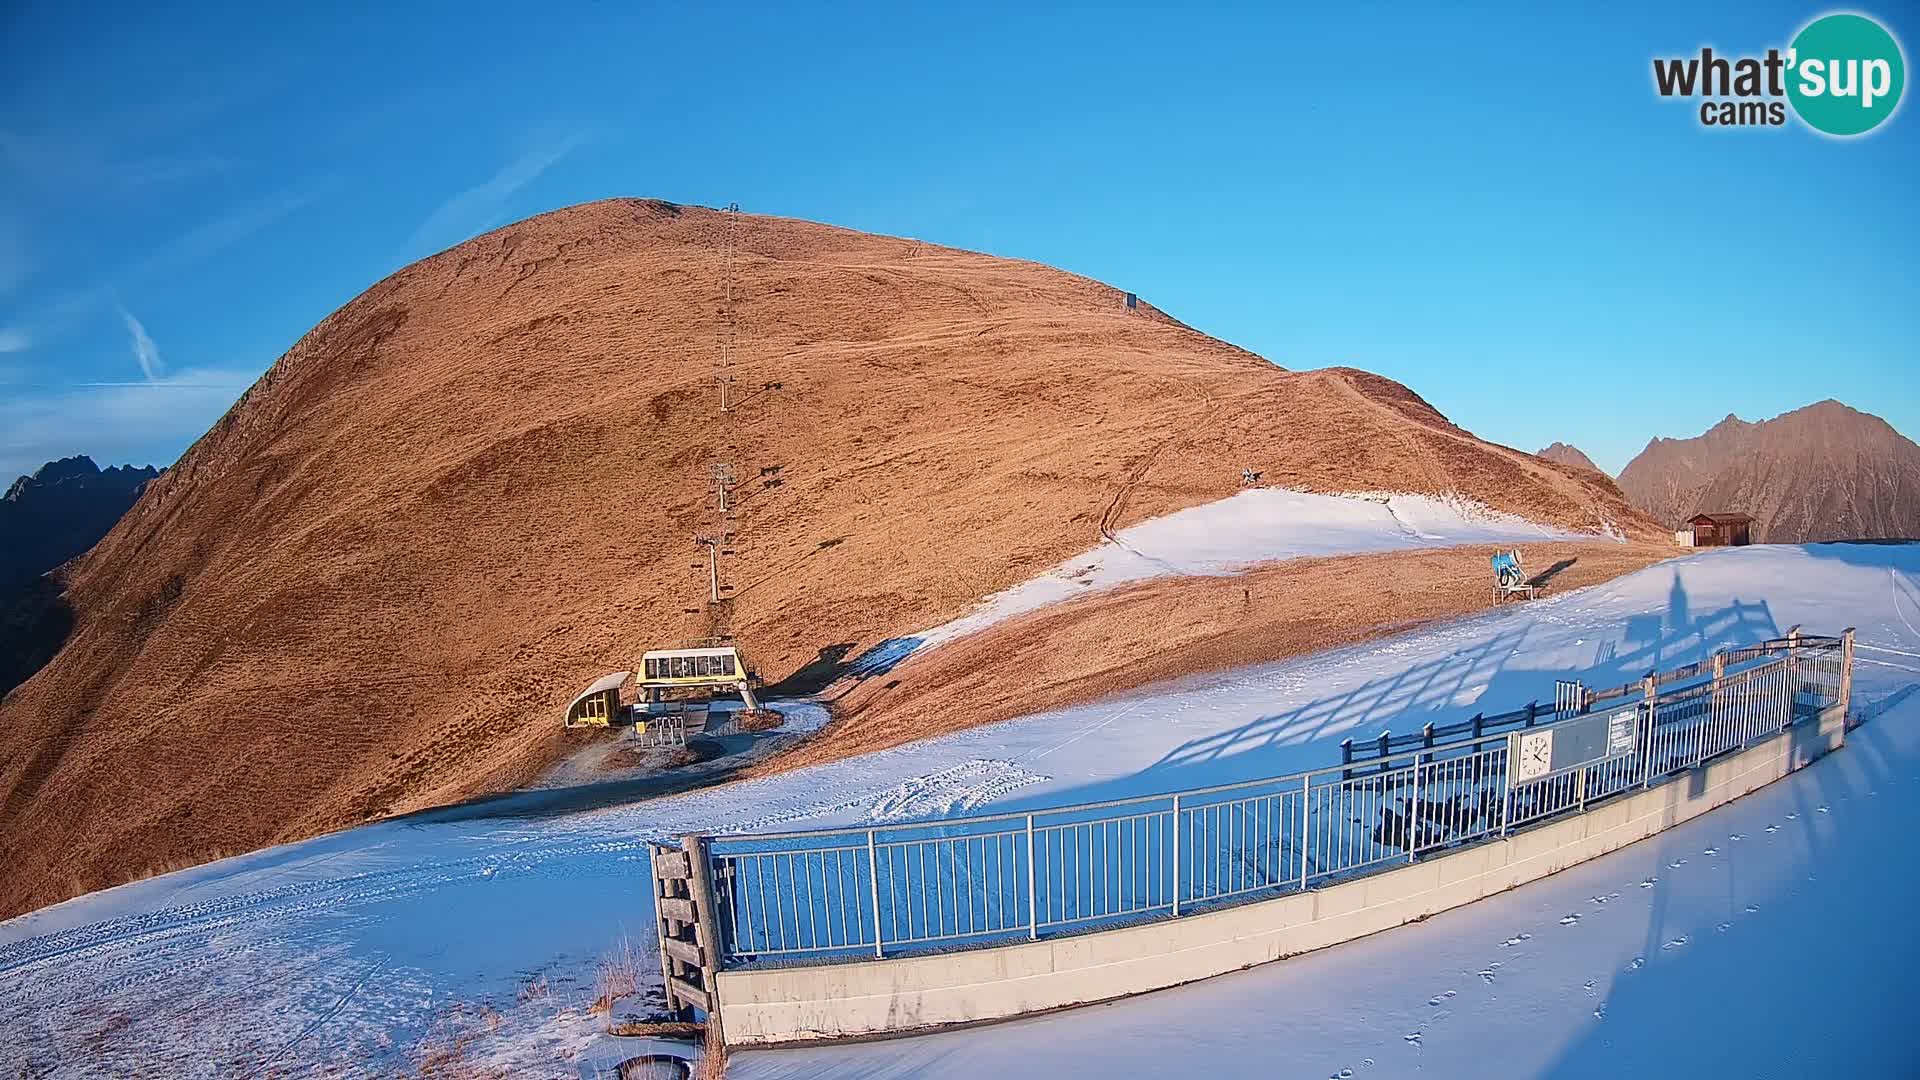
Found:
1787,13 -> 1906,136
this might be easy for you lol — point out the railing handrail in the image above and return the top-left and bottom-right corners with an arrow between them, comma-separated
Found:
703,636 -> 1840,847
1350,634 -> 1843,759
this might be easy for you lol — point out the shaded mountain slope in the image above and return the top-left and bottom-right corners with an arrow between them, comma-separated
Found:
0,198 -> 1658,917
0,456 -> 159,697
0,456 -> 158,594
1618,401 -> 1920,542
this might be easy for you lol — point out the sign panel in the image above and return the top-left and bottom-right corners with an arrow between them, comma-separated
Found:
1507,708 -> 1640,790
1606,708 -> 1638,757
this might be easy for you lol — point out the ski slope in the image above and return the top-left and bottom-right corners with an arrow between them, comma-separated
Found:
895,488 -> 1579,661
2,542 -> 1918,1077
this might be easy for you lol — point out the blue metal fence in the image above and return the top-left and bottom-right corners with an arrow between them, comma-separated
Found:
679,632 -> 1851,969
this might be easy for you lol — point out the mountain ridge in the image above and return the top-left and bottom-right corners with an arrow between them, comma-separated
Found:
1535,442 -> 1602,474
0,454 -> 159,700
1617,400 -> 1920,542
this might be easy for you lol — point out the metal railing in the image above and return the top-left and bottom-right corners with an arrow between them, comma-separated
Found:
1341,625 -> 1832,768
683,631 -> 1853,969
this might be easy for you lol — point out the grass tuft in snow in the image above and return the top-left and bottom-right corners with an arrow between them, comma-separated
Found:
593,933 -> 645,1019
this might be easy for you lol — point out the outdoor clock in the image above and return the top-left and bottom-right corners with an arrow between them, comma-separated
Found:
1515,730 -> 1554,781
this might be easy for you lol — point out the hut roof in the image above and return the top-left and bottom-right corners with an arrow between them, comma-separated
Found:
565,671 -> 630,715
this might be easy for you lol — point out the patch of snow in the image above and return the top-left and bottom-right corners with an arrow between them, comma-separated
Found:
708,698 -> 831,736
1594,514 -> 1629,543
915,488 -> 1582,654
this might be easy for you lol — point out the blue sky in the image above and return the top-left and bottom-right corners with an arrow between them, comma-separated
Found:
2,1 -> 1915,482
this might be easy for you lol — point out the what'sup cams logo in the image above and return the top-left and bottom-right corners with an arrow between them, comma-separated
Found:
1653,11 -> 1906,135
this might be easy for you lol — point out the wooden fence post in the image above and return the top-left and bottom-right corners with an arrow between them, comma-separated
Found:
650,844 -> 692,1021
681,833 -> 727,1046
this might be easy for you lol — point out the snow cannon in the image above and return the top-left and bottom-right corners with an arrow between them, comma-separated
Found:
1491,550 -> 1540,603
1492,551 -> 1522,587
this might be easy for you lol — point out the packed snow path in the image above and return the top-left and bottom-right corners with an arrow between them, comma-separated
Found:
2,543 -> 1918,1076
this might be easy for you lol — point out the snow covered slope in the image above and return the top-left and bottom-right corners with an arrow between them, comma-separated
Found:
904,488 -> 1578,656
741,690 -> 1920,1080
3,543 -> 1917,1077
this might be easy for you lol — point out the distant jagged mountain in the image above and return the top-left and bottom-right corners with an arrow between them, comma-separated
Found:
0,455 -> 159,697
1,456 -> 159,593
1536,442 -> 1602,474
1616,400 -> 1920,543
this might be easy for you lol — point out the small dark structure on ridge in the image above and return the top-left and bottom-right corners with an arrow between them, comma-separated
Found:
1688,512 -> 1754,547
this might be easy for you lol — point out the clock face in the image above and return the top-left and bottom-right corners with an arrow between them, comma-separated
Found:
1515,731 -> 1554,781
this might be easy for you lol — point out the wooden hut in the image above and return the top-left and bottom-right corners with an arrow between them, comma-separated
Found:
1686,512 -> 1754,547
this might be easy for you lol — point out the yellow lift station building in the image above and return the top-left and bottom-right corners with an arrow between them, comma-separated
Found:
638,646 -> 759,710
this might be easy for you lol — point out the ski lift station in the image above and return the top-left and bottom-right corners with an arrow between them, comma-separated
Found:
561,646 -> 760,731
638,646 -> 759,710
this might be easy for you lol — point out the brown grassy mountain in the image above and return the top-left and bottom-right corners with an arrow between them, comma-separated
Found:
0,198 -> 1659,918
1617,400 -> 1920,542
1536,442 -> 1601,474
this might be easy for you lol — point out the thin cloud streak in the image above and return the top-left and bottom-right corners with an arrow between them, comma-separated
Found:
0,129 -> 234,194
407,134 -> 588,255
1,180 -> 338,353
0,366 -> 260,480
122,179 -> 340,283
115,303 -> 163,381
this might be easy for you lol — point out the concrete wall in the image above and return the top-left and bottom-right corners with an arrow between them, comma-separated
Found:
717,706 -> 1846,1046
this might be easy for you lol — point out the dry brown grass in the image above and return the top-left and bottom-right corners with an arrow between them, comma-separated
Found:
733,708 -> 783,733
0,198 -> 1663,919
515,973 -> 550,1005
414,1036 -> 470,1078
592,934 -> 645,1018
414,1031 -> 513,1080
